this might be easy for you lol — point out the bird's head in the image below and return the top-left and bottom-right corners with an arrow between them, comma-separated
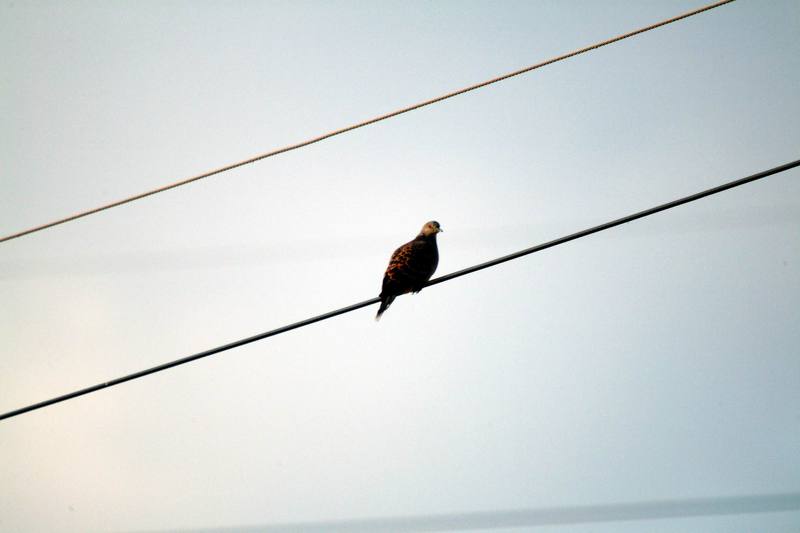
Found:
420,220 -> 443,237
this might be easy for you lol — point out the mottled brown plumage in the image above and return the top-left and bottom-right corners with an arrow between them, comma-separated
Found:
376,221 -> 442,320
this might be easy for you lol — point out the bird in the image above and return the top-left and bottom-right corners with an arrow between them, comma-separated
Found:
376,220 -> 443,320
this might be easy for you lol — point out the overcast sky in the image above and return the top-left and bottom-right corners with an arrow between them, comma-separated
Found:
1,1 -> 799,532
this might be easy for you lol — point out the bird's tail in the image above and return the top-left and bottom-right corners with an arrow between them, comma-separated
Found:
375,295 -> 395,321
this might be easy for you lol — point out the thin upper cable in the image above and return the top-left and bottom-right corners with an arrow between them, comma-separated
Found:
0,0 -> 736,244
1,157 -> 796,422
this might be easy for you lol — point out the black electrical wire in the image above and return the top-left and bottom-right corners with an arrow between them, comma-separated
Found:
1,157 -> 797,422
131,492 -> 800,532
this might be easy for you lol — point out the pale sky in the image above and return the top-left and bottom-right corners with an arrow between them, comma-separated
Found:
1,1 -> 799,532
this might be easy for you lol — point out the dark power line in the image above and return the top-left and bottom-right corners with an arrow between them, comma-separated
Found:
133,492 -> 800,532
0,0 -> 735,244
1,158 -> 797,422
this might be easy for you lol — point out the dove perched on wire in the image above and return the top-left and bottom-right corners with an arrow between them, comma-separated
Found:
376,221 -> 443,320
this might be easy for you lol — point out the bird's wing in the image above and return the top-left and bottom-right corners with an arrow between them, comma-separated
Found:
384,239 -> 436,286
384,240 -> 417,283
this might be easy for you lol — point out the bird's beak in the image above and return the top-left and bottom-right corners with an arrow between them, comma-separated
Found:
438,227 -> 444,233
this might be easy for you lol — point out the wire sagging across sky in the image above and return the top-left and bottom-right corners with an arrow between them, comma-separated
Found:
132,492 -> 800,532
0,0 -> 736,244
1,157 -> 797,422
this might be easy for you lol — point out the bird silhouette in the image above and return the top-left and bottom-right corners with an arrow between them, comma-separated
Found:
376,221 -> 442,320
